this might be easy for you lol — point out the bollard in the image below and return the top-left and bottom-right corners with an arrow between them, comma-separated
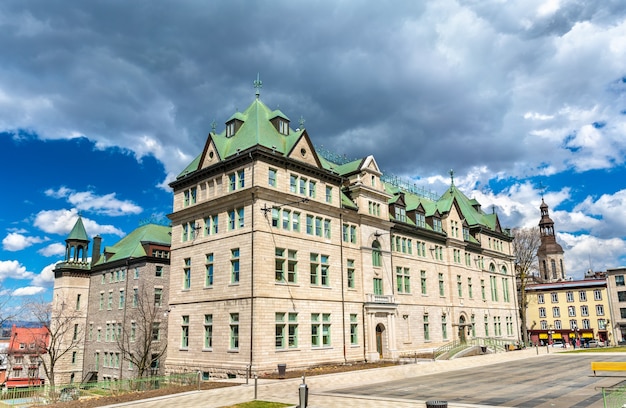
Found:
299,383 -> 308,408
254,375 -> 258,400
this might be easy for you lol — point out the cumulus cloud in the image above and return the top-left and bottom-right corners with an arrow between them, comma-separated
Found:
2,232 -> 47,251
0,260 -> 35,282
12,286 -> 46,296
30,263 -> 56,287
38,243 -> 65,257
45,187 -> 142,216
33,208 -> 125,237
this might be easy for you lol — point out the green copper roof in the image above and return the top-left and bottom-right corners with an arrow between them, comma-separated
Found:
94,224 -> 171,265
67,217 -> 89,242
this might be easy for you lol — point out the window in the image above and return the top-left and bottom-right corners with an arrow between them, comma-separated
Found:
596,305 -> 605,316
306,215 -> 314,235
131,322 -> 136,342
438,273 -> 444,296
618,291 -> 626,302
181,316 -> 189,349
539,307 -> 546,318
310,253 -> 329,286
457,275 -> 462,297
395,207 -> 407,222
594,290 -> 602,301
276,312 -> 298,349
290,174 -> 297,193
540,320 -> 547,330
423,314 -> 430,340
373,278 -> 383,295
416,213 -> 426,228
538,294 -> 545,304
442,314 -> 448,340
621,308 -> 626,319
292,212 -> 300,232
204,315 -> 213,349
566,291 -> 574,302
154,288 -> 163,307
311,313 -> 331,347
468,278 -> 473,298
282,209 -> 291,230
228,170 -> 245,191
231,248 -> 240,283
107,291 -> 113,310
485,315 -> 490,336
183,187 -> 197,207
616,275 -> 625,286
155,266 -> 163,277
204,253 -> 214,287
230,313 -> 239,350
132,288 -> 138,307
581,305 -> 589,316
183,258 -> 191,290
99,292 -> 104,310
119,290 -> 125,309
268,168 -> 277,187
276,248 -> 297,283
152,322 -> 161,341
553,307 -> 560,318
347,259 -> 355,289
350,314 -> 358,345
551,292 -> 559,303
582,319 -> 591,329
502,278 -> 510,302
421,271 -> 427,295
579,291 -> 587,302
396,267 -> 410,293
433,218 -> 442,232
481,279 -> 486,300
325,186 -> 332,203
73,324 -> 79,341
315,217 -> 322,236
372,241 -> 382,267
308,180 -> 316,198
554,320 -> 562,330
76,294 -> 81,310
323,219 -> 331,239
568,306 -> 576,317
134,267 -> 140,279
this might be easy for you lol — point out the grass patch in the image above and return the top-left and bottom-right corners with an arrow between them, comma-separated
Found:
220,402 -> 291,408
564,346 -> 626,353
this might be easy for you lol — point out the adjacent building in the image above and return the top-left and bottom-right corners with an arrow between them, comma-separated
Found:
605,267 -> 626,344
2,325 -> 49,389
52,219 -> 171,384
164,86 -> 519,378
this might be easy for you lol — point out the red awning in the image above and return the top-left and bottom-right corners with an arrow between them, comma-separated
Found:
6,378 -> 44,388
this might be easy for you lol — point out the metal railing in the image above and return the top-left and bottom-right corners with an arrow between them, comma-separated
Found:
0,372 -> 198,406
433,337 -> 518,359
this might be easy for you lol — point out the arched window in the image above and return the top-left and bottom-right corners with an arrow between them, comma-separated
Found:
501,266 -> 507,275
551,260 -> 557,279
489,263 -> 496,273
372,240 -> 382,267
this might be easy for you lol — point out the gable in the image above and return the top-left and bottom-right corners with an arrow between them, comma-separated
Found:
287,131 -> 322,168
199,136 -> 221,170
361,155 -> 382,175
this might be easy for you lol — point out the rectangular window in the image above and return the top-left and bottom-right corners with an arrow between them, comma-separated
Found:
618,291 -> 626,302
76,294 -> 81,310
311,313 -> 331,347
468,278 -> 473,298
325,186 -> 332,203
282,209 -> 291,230
538,294 -> 545,304
228,172 -> 236,191
130,322 -> 136,342
99,293 -> 104,310
423,315 -> 430,340
118,290 -> 125,309
551,292 -> 559,303
183,258 -> 191,289
268,168 -> 277,187
438,273 -> 444,296
594,290 -> 602,301
292,212 -> 300,232
490,276 -> 498,301
581,305 -> 589,316
315,217 -> 322,236
276,248 -> 297,283
204,314 -> 213,349
230,313 -> 239,350
181,316 -> 189,349
596,305 -> 605,316
276,312 -> 298,349
553,307 -> 560,318
299,177 -> 307,195
616,275 -> 625,286
396,267 -> 410,293
107,291 -> 113,310
205,253 -> 214,287
457,275 -> 462,297
228,210 -> 235,230
566,291 -> 574,302
421,270 -> 427,295
568,306 -> 576,317
373,278 -> 383,295
579,291 -> 586,302
502,278 -> 510,302
306,215 -> 314,235
290,174 -> 297,193
347,259 -> 355,289
308,180 -> 316,198
154,288 -> 163,307
152,322 -> 161,341
481,279 -> 486,300
442,314 -> 448,340
231,248 -> 240,283
323,219 -> 331,239
350,314 -> 358,345
539,307 -> 546,318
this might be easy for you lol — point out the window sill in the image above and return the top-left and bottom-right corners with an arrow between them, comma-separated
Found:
202,348 -> 213,352
179,348 -> 189,351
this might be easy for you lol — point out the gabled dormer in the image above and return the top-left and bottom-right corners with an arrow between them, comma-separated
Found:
408,203 -> 427,228
389,192 -> 407,223
269,109 -> 290,135
427,209 -> 443,233
225,111 -> 245,137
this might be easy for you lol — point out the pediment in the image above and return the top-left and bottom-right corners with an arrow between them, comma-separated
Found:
287,131 -> 322,168
199,135 -> 221,170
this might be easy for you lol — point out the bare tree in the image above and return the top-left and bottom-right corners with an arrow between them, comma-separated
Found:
25,297 -> 85,390
512,227 -> 541,346
115,284 -> 167,378
0,283 -> 18,336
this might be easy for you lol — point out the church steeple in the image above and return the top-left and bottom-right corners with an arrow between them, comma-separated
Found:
537,199 -> 566,282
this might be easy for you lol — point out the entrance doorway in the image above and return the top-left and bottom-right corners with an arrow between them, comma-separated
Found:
376,324 -> 384,358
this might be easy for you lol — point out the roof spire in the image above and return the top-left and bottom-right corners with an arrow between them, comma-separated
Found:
449,169 -> 455,186
299,115 -> 306,130
253,73 -> 262,99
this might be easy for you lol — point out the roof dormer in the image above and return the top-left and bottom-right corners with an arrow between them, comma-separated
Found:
225,111 -> 245,137
270,109 -> 290,135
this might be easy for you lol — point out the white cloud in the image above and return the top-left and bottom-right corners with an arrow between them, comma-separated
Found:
46,187 -> 142,216
38,243 -> 65,257
31,263 -> 57,287
12,286 -> 46,296
33,208 -> 125,237
559,233 -> 626,279
2,232 -> 47,251
0,260 -> 35,282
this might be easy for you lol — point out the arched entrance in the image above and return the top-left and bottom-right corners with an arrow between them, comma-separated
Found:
459,315 -> 467,343
376,324 -> 385,358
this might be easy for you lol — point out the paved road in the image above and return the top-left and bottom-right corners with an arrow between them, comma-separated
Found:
329,354 -> 626,408
103,349 -> 626,408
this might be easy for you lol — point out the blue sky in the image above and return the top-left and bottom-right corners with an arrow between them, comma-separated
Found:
1,1 -> 626,312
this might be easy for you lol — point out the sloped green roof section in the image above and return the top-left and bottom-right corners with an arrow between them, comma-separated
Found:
437,185 -> 495,229
67,217 -> 89,242
95,224 -> 171,265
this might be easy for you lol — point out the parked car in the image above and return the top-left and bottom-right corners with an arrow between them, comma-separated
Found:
587,340 -> 605,348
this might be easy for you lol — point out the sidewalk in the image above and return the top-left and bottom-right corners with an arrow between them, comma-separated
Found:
104,347 -> 559,408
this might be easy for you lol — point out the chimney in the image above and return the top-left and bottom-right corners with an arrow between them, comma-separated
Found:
92,235 -> 102,266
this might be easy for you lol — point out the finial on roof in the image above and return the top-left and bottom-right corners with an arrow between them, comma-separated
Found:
449,169 -> 454,186
299,115 -> 306,130
211,119 -> 217,133
253,73 -> 262,99
539,181 -> 546,198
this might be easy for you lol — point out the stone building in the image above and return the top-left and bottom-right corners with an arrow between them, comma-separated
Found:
165,85 -> 519,378
605,267 -> 626,344
52,219 -> 171,384
537,199 -> 566,282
